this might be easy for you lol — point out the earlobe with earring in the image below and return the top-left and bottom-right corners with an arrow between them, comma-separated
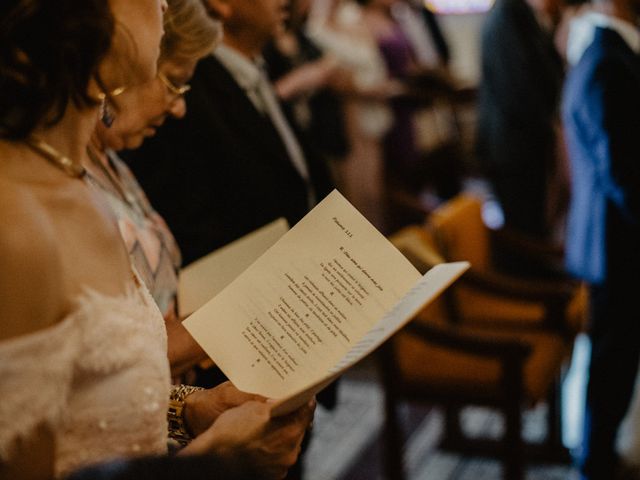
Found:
99,97 -> 115,128
98,86 -> 126,128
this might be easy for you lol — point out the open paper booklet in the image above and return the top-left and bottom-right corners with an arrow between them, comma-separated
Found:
183,190 -> 469,417
178,218 -> 289,316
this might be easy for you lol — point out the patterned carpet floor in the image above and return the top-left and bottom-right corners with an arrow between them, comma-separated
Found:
302,360 -> 579,480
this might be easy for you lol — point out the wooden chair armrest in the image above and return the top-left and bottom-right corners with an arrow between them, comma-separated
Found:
489,228 -> 569,280
389,227 -> 446,274
400,248 -> 437,275
449,85 -> 477,104
377,319 -> 534,405
490,227 -> 564,258
405,321 -> 532,363
461,269 -> 574,304
458,269 -> 575,336
386,188 -> 434,218
405,70 -> 477,104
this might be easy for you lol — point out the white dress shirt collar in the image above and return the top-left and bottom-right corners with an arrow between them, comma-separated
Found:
567,12 -> 640,65
214,43 -> 264,96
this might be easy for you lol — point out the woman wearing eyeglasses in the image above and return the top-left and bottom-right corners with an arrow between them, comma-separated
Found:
85,0 -> 217,378
82,1 -> 315,477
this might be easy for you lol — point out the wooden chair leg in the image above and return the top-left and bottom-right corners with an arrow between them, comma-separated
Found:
547,377 -> 562,449
503,362 -> 525,480
376,347 -> 406,480
382,390 -> 405,480
504,398 -> 525,480
543,375 -> 573,463
443,404 -> 463,446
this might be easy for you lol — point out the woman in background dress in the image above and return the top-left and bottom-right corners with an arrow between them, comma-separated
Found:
307,0 -> 398,230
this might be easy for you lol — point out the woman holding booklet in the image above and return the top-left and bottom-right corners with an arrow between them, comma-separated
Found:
0,0 -> 313,479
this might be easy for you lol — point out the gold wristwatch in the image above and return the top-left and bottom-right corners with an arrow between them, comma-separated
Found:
168,384 -> 204,446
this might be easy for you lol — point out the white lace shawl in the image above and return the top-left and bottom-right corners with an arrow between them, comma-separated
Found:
0,285 -> 171,478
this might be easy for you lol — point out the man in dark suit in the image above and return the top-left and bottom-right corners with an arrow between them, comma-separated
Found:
477,0 -> 564,240
562,3 -> 640,478
124,0 -> 333,267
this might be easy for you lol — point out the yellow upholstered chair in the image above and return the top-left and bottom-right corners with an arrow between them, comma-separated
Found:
377,226 -> 575,480
427,194 -> 587,335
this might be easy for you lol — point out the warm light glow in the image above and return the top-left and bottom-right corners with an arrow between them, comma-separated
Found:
424,0 -> 494,14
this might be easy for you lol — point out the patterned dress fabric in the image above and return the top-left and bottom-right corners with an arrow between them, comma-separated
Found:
86,148 -> 182,321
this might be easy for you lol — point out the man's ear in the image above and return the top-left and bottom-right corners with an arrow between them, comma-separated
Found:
201,0 -> 232,20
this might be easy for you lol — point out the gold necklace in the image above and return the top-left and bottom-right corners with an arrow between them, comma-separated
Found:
24,136 -> 86,178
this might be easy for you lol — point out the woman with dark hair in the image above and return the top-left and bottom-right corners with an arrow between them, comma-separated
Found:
0,1 -> 314,479
0,3 -> 168,476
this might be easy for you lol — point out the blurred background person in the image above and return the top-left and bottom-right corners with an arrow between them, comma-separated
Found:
124,0 -> 334,268
476,0 -> 567,250
400,0 -> 451,68
306,0 -> 397,230
353,0 -> 463,228
562,0 -> 640,477
264,0 -> 350,169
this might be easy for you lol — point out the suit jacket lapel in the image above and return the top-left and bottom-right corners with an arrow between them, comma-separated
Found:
195,55 -> 302,178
